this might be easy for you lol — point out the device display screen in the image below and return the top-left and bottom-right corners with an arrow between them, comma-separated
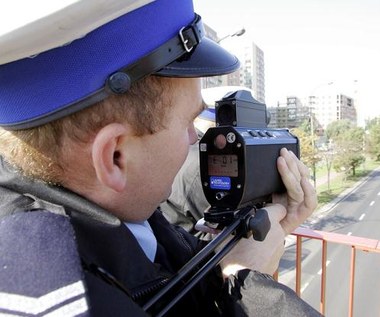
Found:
208,155 -> 238,177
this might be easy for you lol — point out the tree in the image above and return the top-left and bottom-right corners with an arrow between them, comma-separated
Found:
298,118 -> 311,134
366,117 -> 380,161
325,120 -> 365,176
291,127 -> 321,187
318,143 -> 335,191
290,128 -> 314,165
325,119 -> 352,140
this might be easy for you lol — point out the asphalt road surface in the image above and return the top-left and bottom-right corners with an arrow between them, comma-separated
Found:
279,169 -> 380,317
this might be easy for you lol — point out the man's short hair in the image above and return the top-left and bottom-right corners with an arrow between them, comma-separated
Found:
0,76 -> 174,183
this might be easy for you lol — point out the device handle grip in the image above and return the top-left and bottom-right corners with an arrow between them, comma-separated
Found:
248,208 -> 271,241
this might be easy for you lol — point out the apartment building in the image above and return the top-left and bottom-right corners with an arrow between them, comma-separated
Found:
268,96 -> 309,129
309,93 -> 357,130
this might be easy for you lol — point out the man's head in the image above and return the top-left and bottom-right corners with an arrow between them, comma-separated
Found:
0,76 -> 177,183
0,0 -> 240,221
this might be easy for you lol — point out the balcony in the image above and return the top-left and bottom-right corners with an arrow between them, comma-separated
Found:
272,164 -> 380,316
275,227 -> 380,316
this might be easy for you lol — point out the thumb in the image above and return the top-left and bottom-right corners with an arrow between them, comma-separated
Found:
264,203 -> 287,224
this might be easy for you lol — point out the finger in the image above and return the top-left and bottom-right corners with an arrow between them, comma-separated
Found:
278,152 -> 302,193
285,149 -> 312,192
280,148 -> 302,182
277,155 -> 301,191
300,177 -> 318,211
290,151 -> 310,179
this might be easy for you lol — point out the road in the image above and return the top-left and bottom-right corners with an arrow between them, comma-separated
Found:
279,169 -> 380,317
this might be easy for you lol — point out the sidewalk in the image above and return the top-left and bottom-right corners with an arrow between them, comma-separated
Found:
315,170 -> 339,187
284,167 -> 376,248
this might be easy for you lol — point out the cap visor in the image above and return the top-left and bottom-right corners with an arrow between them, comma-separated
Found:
156,37 -> 240,77
198,108 -> 215,121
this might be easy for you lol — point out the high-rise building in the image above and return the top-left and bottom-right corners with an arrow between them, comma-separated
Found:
308,93 -> 357,130
201,24 -> 265,104
240,42 -> 265,103
268,92 -> 357,132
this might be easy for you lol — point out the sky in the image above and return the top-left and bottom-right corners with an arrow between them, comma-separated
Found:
193,0 -> 380,126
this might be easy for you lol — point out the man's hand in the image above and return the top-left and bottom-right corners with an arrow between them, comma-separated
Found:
218,148 -> 317,278
219,205 -> 286,277
273,147 -> 318,235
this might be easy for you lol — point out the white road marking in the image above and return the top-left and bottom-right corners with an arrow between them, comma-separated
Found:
359,213 -> 366,221
301,282 -> 310,293
317,260 -> 331,275
370,201 -> 375,206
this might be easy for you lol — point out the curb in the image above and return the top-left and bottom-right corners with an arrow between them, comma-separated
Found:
315,166 -> 380,216
284,167 -> 380,247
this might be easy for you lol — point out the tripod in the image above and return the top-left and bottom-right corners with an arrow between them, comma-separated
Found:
143,206 -> 270,316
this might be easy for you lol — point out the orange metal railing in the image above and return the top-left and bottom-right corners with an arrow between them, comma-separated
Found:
282,227 -> 380,316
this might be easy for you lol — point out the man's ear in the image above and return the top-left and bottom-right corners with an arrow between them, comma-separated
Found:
92,123 -> 130,192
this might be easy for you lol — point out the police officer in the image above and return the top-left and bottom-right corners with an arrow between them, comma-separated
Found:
0,0 -> 320,316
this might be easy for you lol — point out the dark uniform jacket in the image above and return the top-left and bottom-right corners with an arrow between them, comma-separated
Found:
0,157 -> 322,316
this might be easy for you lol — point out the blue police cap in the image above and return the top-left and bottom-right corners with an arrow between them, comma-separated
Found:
0,0 -> 240,130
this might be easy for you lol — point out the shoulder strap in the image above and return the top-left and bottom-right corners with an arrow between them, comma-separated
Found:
0,190 -> 67,219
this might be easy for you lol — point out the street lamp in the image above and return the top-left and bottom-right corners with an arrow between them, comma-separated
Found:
203,27 -> 246,89
217,27 -> 245,43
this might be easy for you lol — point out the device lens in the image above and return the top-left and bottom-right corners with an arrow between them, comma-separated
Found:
214,134 -> 227,149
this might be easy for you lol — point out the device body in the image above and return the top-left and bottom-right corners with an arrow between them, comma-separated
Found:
199,126 -> 299,210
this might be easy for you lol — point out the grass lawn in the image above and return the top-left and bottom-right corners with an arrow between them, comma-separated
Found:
315,158 -> 380,209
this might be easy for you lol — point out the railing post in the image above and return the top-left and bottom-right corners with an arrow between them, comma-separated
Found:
348,247 -> 356,317
320,240 -> 327,315
290,227 -> 380,316
295,235 -> 302,296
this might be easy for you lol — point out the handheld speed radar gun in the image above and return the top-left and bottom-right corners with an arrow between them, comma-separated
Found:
199,90 -> 299,226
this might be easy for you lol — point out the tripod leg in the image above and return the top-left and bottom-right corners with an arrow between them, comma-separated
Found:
155,232 -> 242,317
143,216 -> 241,312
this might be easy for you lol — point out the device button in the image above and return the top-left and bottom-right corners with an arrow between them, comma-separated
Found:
258,131 -> 267,137
249,130 -> 258,137
265,131 -> 274,137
